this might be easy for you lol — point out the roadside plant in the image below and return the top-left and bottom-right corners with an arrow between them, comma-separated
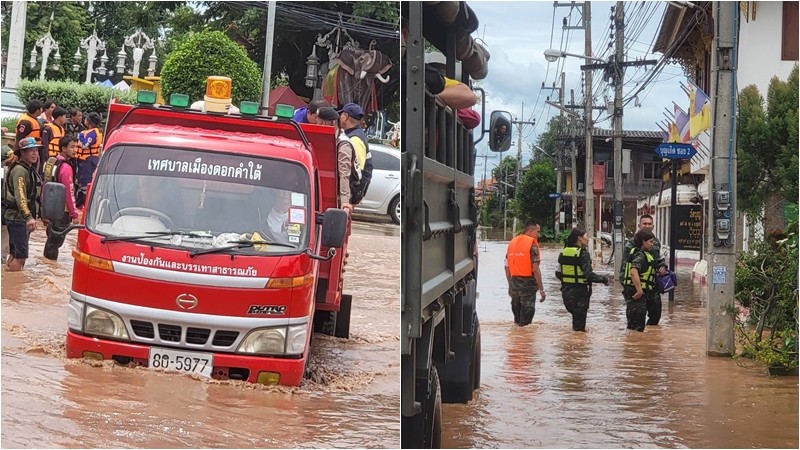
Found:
734,220 -> 799,369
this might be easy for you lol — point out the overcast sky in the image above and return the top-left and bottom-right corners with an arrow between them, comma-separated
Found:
469,1 -> 688,182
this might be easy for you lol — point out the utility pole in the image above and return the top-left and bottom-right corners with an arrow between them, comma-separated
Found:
260,0 -> 277,114
583,1 -> 596,256
612,2 -> 625,274
544,73 -> 566,235
707,1 -> 737,356
570,89 -> 578,229
511,104 -> 536,235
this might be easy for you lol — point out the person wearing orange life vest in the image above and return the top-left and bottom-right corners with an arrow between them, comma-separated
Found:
40,107 -> 68,170
505,221 -> 546,326
15,99 -> 44,147
76,112 -> 103,208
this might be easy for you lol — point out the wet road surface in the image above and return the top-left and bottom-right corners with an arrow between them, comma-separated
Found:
443,240 -> 798,449
2,221 -> 400,448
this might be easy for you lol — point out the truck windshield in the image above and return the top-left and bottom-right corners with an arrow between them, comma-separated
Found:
85,145 -> 311,254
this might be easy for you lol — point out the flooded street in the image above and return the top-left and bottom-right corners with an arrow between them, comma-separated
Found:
443,240 -> 798,449
1,220 -> 400,448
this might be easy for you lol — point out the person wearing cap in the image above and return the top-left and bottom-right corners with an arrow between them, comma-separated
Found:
316,106 -> 354,211
292,99 -> 330,124
43,136 -> 81,261
15,100 -> 44,148
337,103 -> 373,205
2,137 -> 42,270
76,112 -> 103,208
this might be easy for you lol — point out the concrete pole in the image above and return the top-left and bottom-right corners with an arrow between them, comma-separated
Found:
570,89 -> 578,230
260,0 -> 277,114
583,1 -> 596,255
554,72 -> 565,236
706,1 -> 737,356
5,2 -> 27,89
612,1 -> 625,274
512,103 -> 524,235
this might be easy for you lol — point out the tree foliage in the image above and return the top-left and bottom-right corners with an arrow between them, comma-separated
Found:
511,160 -> 557,227
736,64 -> 799,222
160,30 -> 262,104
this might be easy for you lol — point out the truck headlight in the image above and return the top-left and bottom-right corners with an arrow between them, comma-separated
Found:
84,305 -> 129,340
68,298 -> 84,331
238,328 -> 286,355
285,324 -> 308,355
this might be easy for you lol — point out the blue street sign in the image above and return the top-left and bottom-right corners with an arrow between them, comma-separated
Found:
548,193 -> 561,199
656,143 -> 697,159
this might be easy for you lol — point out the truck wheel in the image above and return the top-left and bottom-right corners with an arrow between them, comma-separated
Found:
313,310 -> 336,336
439,314 -> 480,403
334,294 -> 352,338
472,318 -> 481,390
402,366 -> 443,449
389,196 -> 400,224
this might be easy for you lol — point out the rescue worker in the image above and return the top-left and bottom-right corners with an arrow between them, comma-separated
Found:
505,221 -> 545,326
619,214 -> 667,325
43,136 -> 81,261
2,137 -> 42,271
292,99 -> 330,124
40,107 -> 68,168
557,227 -> 609,332
76,112 -> 103,208
1,145 -> 17,263
621,229 -> 657,332
65,108 -> 85,139
337,103 -> 373,205
15,99 -> 44,147
316,106 -> 353,211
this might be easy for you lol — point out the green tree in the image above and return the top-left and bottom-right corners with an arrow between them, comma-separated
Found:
736,64 -> 799,231
510,160 -> 557,227
160,30 -> 262,104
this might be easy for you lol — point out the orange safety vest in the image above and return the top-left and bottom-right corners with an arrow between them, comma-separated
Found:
45,123 -> 65,157
15,113 -> 41,144
506,234 -> 541,277
77,127 -> 103,160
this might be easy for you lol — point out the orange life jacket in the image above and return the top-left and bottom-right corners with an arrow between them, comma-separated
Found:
15,113 -> 41,143
45,123 -> 65,157
77,127 -> 103,160
507,234 -> 540,277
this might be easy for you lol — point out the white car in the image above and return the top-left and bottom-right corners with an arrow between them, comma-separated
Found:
1,88 -> 25,121
355,143 -> 401,224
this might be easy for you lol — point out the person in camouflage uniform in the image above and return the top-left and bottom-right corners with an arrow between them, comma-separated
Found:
505,221 -> 545,326
619,214 -> 667,325
557,227 -> 609,331
621,229 -> 657,331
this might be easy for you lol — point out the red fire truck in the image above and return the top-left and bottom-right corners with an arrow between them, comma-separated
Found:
42,78 -> 351,386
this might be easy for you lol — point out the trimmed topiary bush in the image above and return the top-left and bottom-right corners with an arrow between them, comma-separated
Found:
15,79 -> 136,116
160,30 -> 262,105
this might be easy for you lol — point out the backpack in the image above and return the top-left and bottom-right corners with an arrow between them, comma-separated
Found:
43,156 -> 64,184
656,269 -> 677,293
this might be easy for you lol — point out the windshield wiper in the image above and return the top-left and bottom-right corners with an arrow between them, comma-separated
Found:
189,239 -> 295,258
101,230 -> 211,243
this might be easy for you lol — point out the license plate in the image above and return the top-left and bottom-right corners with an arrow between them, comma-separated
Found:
148,347 -> 213,378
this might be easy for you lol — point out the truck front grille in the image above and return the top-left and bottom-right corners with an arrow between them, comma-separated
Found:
127,319 -> 241,349
158,324 -> 182,342
186,327 -> 211,345
130,320 -> 155,338
212,330 -> 240,347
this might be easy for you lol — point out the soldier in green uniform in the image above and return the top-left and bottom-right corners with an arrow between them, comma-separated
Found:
557,227 -> 609,331
619,214 -> 667,325
621,229 -> 657,331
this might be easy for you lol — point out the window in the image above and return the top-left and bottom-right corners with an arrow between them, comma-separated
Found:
643,161 -> 659,180
371,148 -> 400,171
605,160 -> 613,179
783,1 -> 798,61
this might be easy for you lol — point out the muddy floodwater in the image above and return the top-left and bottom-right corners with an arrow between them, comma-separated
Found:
1,220 -> 400,448
443,240 -> 798,449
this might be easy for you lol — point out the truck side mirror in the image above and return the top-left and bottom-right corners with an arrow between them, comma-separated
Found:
488,111 -> 512,152
41,182 -> 66,222
321,208 -> 348,248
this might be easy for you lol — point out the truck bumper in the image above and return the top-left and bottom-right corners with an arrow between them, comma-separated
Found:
66,330 -> 307,386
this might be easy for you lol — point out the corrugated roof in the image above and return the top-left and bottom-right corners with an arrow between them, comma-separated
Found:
592,128 -> 663,139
